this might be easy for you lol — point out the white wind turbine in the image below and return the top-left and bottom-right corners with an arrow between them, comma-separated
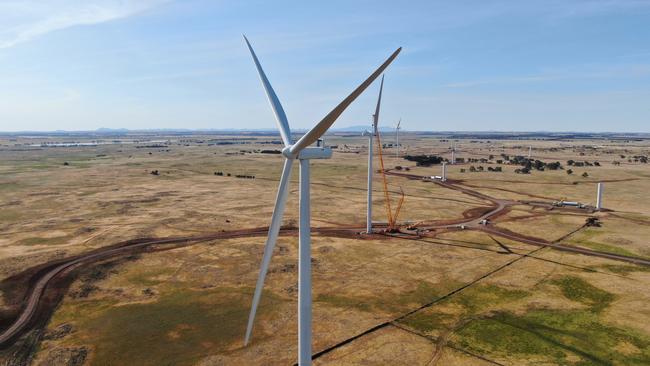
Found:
242,35 -> 401,366
362,75 -> 385,234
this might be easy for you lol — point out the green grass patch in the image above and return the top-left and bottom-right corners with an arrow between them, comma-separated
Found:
578,240 -> 642,259
552,276 -> 614,312
397,284 -> 530,335
316,294 -> 372,312
595,264 -> 650,275
55,287 -> 274,366
392,281 -> 446,309
124,267 -> 177,287
455,309 -> 650,365
317,281 -> 443,314
399,310 -> 455,334
17,235 -> 72,246
569,228 -> 647,259
455,284 -> 530,313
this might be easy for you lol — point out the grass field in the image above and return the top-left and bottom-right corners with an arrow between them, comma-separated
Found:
1,132 -> 649,365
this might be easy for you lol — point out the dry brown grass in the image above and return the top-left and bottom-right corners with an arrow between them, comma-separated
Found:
2,133 -> 650,365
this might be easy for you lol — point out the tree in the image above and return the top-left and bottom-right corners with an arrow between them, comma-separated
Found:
547,161 -> 562,170
582,172 -> 589,178
567,160 -> 575,166
566,169 -> 573,175
469,166 -> 477,172
403,154 -> 443,167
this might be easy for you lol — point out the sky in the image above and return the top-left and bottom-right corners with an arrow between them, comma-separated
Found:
1,0 -> 649,133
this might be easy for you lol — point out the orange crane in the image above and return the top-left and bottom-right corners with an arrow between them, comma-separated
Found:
374,126 -> 405,232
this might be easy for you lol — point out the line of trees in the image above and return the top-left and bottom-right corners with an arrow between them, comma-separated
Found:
403,154 -> 444,166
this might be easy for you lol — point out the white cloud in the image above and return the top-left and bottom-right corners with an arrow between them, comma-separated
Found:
0,0 -> 167,49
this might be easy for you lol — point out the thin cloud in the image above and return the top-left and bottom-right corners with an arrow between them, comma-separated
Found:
0,0 -> 168,49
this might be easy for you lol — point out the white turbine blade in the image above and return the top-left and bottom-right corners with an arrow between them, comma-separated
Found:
245,158 -> 294,345
372,75 -> 384,131
396,118 -> 401,129
243,35 -> 292,147
289,47 -> 402,155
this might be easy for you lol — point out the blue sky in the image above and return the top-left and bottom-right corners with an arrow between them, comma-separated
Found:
1,0 -> 649,132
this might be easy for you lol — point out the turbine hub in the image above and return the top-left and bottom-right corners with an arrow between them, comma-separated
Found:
281,146 -> 295,159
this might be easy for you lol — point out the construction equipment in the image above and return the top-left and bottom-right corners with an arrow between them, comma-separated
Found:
374,125 -> 405,232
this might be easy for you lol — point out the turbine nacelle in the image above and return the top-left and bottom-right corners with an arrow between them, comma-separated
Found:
282,144 -> 332,160
297,146 -> 332,160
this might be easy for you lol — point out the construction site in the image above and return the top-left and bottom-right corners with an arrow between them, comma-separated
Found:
1,129 -> 649,365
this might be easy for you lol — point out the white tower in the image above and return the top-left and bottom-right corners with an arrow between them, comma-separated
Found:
450,142 -> 456,165
364,75 -> 385,234
441,162 -> 447,182
528,146 -> 532,158
364,128 -> 374,233
596,182 -> 603,210
395,119 -> 401,159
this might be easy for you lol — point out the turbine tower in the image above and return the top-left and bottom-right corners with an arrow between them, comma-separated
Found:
441,162 -> 447,182
596,182 -> 603,210
363,75 -> 385,233
450,142 -> 456,165
395,118 -> 401,159
242,35 -> 400,366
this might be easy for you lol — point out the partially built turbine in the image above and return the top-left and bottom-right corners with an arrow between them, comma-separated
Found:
242,35 -> 400,366
395,118 -> 401,159
363,75 -> 385,233
450,142 -> 456,164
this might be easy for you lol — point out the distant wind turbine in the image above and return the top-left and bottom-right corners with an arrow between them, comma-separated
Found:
395,118 -> 401,159
242,35 -> 401,366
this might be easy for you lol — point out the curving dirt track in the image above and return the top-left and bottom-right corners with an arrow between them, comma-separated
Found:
1,171 -> 649,353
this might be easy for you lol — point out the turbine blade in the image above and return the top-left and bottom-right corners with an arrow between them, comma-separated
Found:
397,118 -> 401,129
372,75 -> 384,131
244,158 -> 294,345
289,47 -> 402,155
243,35 -> 292,147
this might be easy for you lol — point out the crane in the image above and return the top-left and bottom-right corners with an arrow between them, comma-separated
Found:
374,125 -> 405,232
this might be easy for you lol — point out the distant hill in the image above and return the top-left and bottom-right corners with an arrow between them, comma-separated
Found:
331,125 -> 396,132
96,128 -> 130,133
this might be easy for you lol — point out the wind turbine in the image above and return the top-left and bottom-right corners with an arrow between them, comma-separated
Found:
362,75 -> 385,234
450,141 -> 456,164
395,118 -> 401,159
242,35 -> 401,366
